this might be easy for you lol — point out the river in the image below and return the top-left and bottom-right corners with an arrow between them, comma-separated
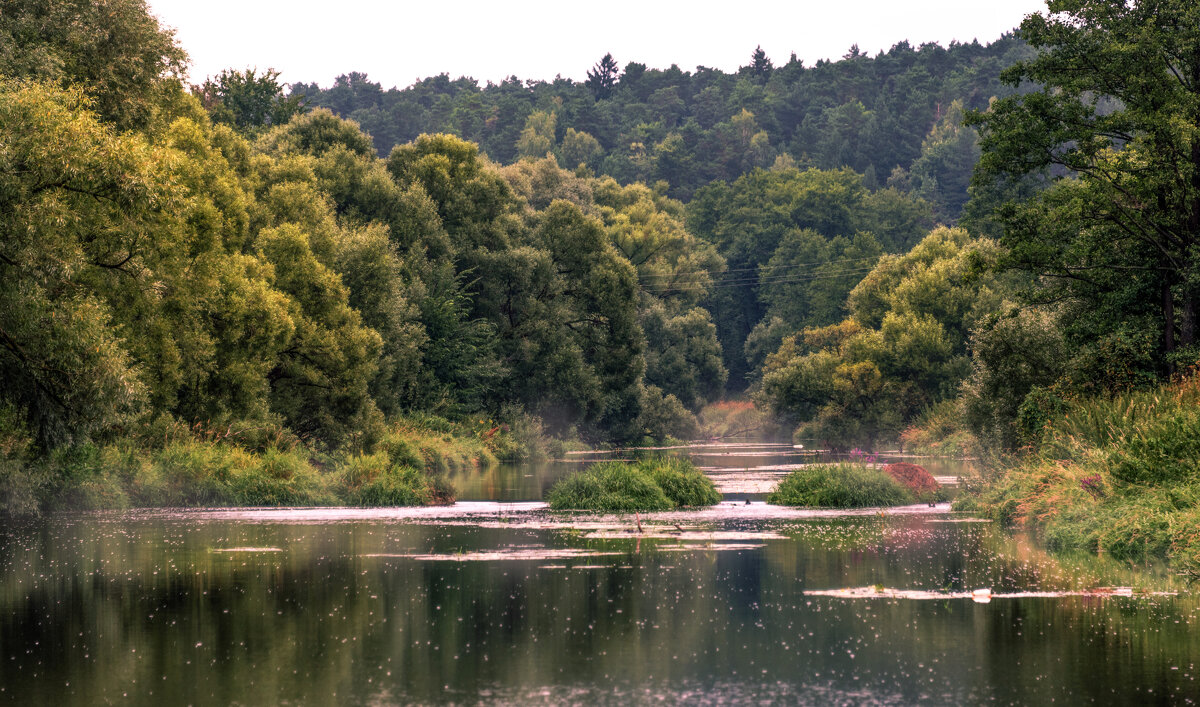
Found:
0,444 -> 1196,704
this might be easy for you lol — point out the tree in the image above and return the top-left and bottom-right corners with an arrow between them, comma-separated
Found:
195,68 -> 306,132
516,109 -> 557,159
756,228 -> 1013,448
0,0 -> 188,131
749,46 -> 773,81
969,0 -> 1200,369
585,53 -> 620,100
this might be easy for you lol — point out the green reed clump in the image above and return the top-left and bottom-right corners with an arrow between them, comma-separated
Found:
547,461 -> 673,511
546,457 -> 719,511
767,462 -> 915,508
642,457 -> 721,507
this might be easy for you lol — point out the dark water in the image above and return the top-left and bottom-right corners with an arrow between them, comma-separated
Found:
1,445 -> 1197,705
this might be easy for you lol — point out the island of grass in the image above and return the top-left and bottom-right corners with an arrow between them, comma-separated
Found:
546,458 -> 721,511
767,462 -> 943,508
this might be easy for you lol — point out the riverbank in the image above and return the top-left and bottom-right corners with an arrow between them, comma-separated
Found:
953,374 -> 1200,576
0,408 -> 548,515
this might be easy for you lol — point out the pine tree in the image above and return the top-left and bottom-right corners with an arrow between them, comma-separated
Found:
750,46 -> 773,79
585,53 -> 620,100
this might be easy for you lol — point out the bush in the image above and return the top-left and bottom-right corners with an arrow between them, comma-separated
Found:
640,457 -> 720,507
335,450 -> 447,506
767,462 -> 915,508
959,372 -> 1200,569
546,461 -> 675,511
639,386 -> 700,442
881,462 -> 942,502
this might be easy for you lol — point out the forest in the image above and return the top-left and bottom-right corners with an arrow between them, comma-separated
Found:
3,0 -> 1200,573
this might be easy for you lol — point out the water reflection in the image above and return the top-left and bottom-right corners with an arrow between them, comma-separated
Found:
0,444 -> 1196,705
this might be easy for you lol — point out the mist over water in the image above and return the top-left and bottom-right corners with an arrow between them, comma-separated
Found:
1,445 -> 1196,705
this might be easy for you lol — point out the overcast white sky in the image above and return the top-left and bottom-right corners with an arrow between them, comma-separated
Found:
146,0 -> 1048,89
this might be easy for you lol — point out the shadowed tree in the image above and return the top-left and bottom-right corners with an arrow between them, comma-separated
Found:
585,53 -> 620,100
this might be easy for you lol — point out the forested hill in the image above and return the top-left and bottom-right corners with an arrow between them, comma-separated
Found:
293,37 -> 1032,212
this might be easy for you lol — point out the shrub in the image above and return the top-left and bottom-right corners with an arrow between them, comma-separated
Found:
546,461 -> 674,511
639,386 -> 700,442
767,462 -> 915,508
881,462 -> 942,501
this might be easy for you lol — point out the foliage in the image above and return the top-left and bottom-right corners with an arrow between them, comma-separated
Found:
193,68 -> 307,133
546,457 -> 719,511
898,400 -> 978,457
546,460 -> 674,511
959,306 -> 1069,450
698,400 -> 776,441
296,37 -> 1030,202
0,0 -> 188,131
756,228 -> 1013,448
643,457 -> 721,507
968,0 -> 1200,376
767,462 -> 914,508
687,167 -> 933,387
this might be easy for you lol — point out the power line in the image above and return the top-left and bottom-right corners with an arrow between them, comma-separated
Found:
632,253 -> 889,282
644,267 -> 883,292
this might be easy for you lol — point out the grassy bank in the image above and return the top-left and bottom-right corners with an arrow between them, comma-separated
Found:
0,409 -> 546,515
955,375 -> 1200,575
546,458 -> 720,511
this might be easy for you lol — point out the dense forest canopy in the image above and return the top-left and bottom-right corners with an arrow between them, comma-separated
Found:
293,37 -> 1033,206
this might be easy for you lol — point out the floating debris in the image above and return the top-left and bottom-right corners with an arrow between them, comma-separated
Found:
805,586 -> 1176,601
209,547 -> 283,553
364,547 -> 624,562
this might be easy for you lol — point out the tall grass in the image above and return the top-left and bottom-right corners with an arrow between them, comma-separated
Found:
767,462 -> 915,508
546,457 -> 720,511
960,372 -> 1200,572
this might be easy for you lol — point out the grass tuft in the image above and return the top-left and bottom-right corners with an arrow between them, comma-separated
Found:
546,457 -> 719,511
767,462 -> 915,508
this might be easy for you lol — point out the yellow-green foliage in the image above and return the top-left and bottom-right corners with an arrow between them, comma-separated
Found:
961,374 -> 1200,572
0,412 -> 539,514
338,451 -> 438,506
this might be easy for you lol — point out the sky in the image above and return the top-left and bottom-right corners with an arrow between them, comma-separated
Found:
146,0 -> 1048,89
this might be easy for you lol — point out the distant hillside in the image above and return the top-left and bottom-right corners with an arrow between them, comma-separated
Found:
294,36 -> 1032,213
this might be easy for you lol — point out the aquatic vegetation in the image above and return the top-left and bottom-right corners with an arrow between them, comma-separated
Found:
767,462 -> 914,508
644,457 -> 722,507
546,458 -> 720,511
547,461 -> 674,511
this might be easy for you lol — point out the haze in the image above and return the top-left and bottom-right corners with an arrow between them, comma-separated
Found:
146,0 -> 1048,87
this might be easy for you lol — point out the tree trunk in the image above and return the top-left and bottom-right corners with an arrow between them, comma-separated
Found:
1163,275 -> 1176,375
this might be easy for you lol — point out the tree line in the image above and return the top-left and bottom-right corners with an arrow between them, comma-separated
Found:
4,0 -> 1195,478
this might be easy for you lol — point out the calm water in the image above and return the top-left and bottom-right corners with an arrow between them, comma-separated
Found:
1,445 -> 1196,705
